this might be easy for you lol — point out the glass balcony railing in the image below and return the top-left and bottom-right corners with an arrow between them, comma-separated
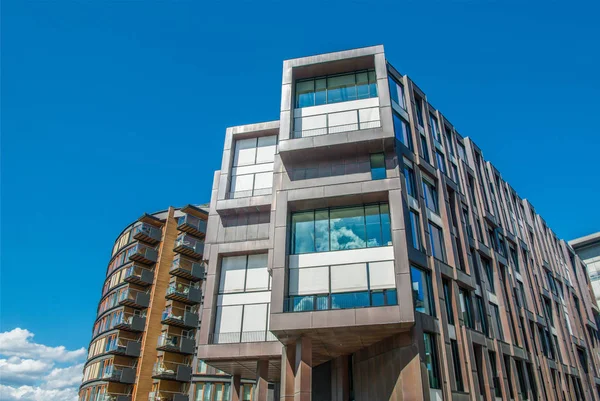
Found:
105,337 -> 141,357
161,306 -> 198,329
177,214 -> 206,237
132,223 -> 162,244
284,289 -> 398,312
169,256 -> 204,281
148,391 -> 189,401
209,330 -> 277,344
96,393 -> 132,401
123,264 -> 154,286
166,282 -> 201,305
156,333 -> 195,355
127,244 -> 158,264
173,235 -> 204,259
118,288 -> 150,309
152,361 -> 192,382
102,364 -> 136,384
114,312 -> 146,332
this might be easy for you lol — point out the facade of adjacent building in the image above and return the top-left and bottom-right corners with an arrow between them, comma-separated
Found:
81,45 -> 600,401
570,232 -> 600,308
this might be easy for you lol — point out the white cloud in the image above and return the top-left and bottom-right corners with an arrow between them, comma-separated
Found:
0,329 -> 85,362
0,329 -> 85,401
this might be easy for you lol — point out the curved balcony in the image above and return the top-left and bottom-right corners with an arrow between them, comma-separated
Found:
165,282 -> 201,305
149,391 -> 189,401
156,333 -> 195,355
127,244 -> 158,265
103,364 -> 136,384
177,214 -> 206,238
151,361 -> 192,382
114,312 -> 146,333
173,234 -> 204,259
118,288 -> 150,309
123,264 -> 154,287
160,306 -> 198,329
132,223 -> 162,245
97,393 -> 132,401
170,256 -> 204,282
106,337 -> 141,357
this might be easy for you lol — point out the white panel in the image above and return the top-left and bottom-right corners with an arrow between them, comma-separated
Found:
289,246 -> 394,269
358,107 -> 380,122
327,110 -> 358,127
242,304 -> 268,332
296,114 -> 327,131
246,254 -> 269,291
368,261 -> 396,290
215,305 -> 243,333
253,172 -> 273,191
255,136 -> 277,164
220,256 -> 247,293
294,97 -> 380,118
330,263 -> 368,293
288,266 -> 329,296
218,291 -> 272,306
230,174 -> 254,197
232,162 -> 273,176
233,138 -> 257,166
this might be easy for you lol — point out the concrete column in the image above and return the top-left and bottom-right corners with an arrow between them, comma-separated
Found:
331,355 -> 349,401
256,359 -> 270,401
231,374 -> 242,401
281,344 -> 296,401
294,337 -> 312,401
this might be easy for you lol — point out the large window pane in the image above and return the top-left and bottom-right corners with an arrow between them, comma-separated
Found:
296,80 -> 315,108
409,211 -> 422,250
380,203 -> 391,246
428,222 -> 446,261
422,180 -> 439,213
292,211 -> 315,254
404,165 -> 417,198
393,113 -> 412,149
365,205 -> 383,247
315,78 -> 326,105
424,333 -> 441,389
314,210 -> 330,252
331,291 -> 370,309
411,266 -> 433,315
327,73 -> 357,103
369,153 -> 386,180
330,206 -> 366,250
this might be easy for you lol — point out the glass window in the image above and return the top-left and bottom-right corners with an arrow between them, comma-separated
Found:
330,206 -> 366,251
314,210 -> 330,252
476,295 -> 489,336
428,222 -> 446,261
295,70 -> 378,108
443,279 -> 455,325
403,164 -> 417,198
430,114 -> 441,142
409,211 -> 422,251
296,80 -> 315,108
328,73 -> 357,103
435,151 -> 446,174
331,291 -> 370,309
292,211 -> 315,254
388,75 -> 406,109
411,266 -> 434,316
422,180 -> 439,213
415,96 -> 424,126
393,112 -> 413,149
420,135 -> 430,163
483,258 -> 495,293
451,340 -> 464,391
369,153 -> 386,180
489,351 -> 502,397
457,142 -> 466,161
459,289 -> 474,328
445,129 -> 455,156
491,303 -> 504,341
424,333 -> 441,389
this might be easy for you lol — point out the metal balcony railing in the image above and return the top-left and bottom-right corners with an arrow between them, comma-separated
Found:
132,223 -> 162,244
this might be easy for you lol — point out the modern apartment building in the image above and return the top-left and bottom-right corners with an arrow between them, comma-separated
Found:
81,45 -> 600,401
570,232 -> 600,308
199,45 -> 600,401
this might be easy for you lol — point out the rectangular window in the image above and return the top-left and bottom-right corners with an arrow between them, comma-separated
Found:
403,164 -> 417,198
393,112 -> 413,149
369,153 -> 386,180
482,257 -> 495,293
429,114 -> 441,142
445,128 -> 455,156
457,142 -> 466,161
411,266 -> 435,316
476,295 -> 489,336
415,96 -> 424,127
428,222 -> 446,261
388,75 -> 406,110
489,351 -> 502,397
291,204 -> 391,254
515,361 -> 529,400
295,70 -> 377,108
459,289 -> 474,329
422,179 -> 439,213
409,210 -> 422,251
435,151 -> 446,174
443,279 -> 455,324
423,333 -> 441,389
451,340 -> 464,391
491,303 -> 504,341
420,135 -> 430,163
510,246 -> 520,272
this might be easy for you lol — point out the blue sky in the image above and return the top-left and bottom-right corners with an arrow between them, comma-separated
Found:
1,0 -> 599,397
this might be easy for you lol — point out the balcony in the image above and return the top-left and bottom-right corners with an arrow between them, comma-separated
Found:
97,393 -> 132,401
114,312 -> 146,332
118,288 -> 150,309
160,306 -> 198,329
149,391 -> 189,401
106,337 -> 141,357
173,234 -> 204,259
169,256 -> 204,281
151,361 -> 192,382
177,214 -> 206,238
127,244 -> 158,265
132,223 -> 162,245
283,290 -> 398,312
165,282 -> 201,305
292,105 -> 381,139
102,364 -> 136,384
156,333 -> 195,355
209,330 -> 277,344
123,264 -> 154,286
